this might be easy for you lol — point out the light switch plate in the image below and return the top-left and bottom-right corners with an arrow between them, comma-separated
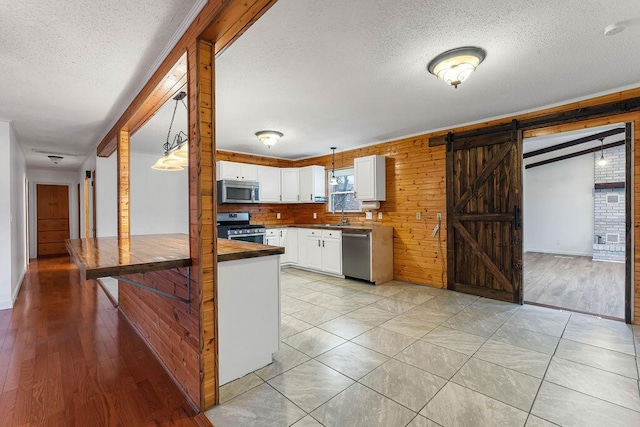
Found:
378,212 -> 383,219
416,212 -> 421,220
313,212 -> 317,219
365,212 -> 372,219
277,213 -> 281,219
437,212 -> 442,221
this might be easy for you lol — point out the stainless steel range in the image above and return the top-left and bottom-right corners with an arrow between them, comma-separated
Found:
217,212 -> 266,244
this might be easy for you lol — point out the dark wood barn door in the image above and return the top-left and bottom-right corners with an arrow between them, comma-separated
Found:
37,184 -> 70,257
446,121 -> 523,303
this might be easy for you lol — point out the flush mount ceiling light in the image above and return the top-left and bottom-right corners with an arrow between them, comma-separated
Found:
329,147 -> 338,185
152,91 -> 189,171
427,46 -> 486,88
255,130 -> 283,148
48,155 -> 63,165
597,138 -> 607,166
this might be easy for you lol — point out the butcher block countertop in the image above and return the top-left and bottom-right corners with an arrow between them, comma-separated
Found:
67,234 -> 283,280
217,239 -> 284,262
265,224 -> 388,231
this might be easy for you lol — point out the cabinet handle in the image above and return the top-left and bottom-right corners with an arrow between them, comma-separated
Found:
280,230 -> 282,237
279,195 -> 282,201
322,240 -> 325,247
297,194 -> 300,201
310,193 -> 312,200
318,239 -> 320,247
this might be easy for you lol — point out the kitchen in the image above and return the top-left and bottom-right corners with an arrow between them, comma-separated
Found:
6,0 -> 640,425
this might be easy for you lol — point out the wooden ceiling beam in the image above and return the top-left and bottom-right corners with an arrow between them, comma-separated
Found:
525,140 -> 625,169
96,0 -> 279,158
523,127 -> 625,159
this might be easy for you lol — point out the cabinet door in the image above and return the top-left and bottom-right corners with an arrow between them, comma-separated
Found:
306,236 -> 323,270
299,166 -> 326,203
354,156 -> 375,200
299,167 -> 313,202
282,229 -> 298,264
217,161 -> 243,180
322,238 -> 342,275
297,229 -> 308,267
258,166 -> 282,203
241,164 -> 258,181
281,169 -> 300,202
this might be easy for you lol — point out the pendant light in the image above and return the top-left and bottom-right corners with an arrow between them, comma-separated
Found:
329,147 -> 338,185
152,91 -> 189,171
597,138 -> 607,166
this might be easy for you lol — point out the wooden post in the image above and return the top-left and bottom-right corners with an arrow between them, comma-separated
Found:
190,39 -> 218,408
117,129 -> 130,239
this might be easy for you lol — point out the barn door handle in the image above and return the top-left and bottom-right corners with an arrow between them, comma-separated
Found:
513,206 -> 520,230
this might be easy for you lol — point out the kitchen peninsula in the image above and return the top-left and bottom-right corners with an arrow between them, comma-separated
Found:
67,234 -> 284,386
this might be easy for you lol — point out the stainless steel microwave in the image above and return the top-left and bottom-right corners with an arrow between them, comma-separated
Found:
217,180 -> 260,204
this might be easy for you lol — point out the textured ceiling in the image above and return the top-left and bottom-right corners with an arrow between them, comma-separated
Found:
215,0 -> 640,159
0,0 -> 204,170
3,0 -> 639,170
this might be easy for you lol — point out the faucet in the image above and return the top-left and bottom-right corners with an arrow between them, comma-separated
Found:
340,204 -> 348,225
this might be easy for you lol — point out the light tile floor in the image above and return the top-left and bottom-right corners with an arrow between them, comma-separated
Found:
206,268 -> 640,427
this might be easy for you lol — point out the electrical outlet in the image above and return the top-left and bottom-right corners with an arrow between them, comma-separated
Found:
378,212 -> 383,220
365,212 -> 372,219
276,213 -> 281,219
437,212 -> 442,221
313,212 -> 317,219
416,212 -> 422,220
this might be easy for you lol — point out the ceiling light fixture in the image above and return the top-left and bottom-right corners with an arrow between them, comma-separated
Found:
255,130 -> 283,148
427,46 -> 486,88
329,147 -> 338,185
152,91 -> 189,171
48,155 -> 63,166
597,138 -> 607,166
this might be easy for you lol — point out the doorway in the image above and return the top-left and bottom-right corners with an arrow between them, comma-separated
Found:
36,184 -> 70,257
522,124 -> 631,320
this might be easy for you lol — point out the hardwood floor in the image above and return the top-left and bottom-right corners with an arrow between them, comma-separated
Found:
0,257 -> 211,426
523,252 -> 625,319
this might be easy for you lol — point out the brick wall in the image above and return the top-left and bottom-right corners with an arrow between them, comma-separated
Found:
593,145 -> 625,262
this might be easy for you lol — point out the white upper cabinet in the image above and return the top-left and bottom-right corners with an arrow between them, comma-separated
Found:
299,166 -> 325,202
354,155 -> 386,201
281,168 -> 300,202
257,166 -> 282,203
217,161 -> 258,181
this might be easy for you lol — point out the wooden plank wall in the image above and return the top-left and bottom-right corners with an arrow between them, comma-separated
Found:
118,268 -> 200,405
294,138 -> 448,287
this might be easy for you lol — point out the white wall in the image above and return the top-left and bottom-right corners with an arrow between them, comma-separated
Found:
524,154 -> 594,256
130,152 -> 189,235
0,121 -> 28,310
9,124 -> 27,305
0,123 -> 13,309
96,154 -> 117,237
27,168 -> 80,259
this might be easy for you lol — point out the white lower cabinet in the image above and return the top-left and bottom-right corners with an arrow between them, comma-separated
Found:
265,228 -> 298,265
267,227 -> 342,276
301,229 -> 342,275
320,230 -> 342,275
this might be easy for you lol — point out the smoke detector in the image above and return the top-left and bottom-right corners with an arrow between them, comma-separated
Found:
48,155 -> 63,165
604,23 -> 626,36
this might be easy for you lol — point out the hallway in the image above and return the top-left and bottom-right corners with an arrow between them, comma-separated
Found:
0,257 -> 209,426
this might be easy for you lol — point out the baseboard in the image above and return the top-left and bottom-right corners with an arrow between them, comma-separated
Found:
524,249 -> 593,257
11,268 -> 26,305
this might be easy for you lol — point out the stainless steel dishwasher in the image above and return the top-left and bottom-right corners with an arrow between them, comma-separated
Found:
342,231 -> 371,281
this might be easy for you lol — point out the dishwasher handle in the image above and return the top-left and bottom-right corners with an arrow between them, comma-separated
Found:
343,233 -> 369,238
